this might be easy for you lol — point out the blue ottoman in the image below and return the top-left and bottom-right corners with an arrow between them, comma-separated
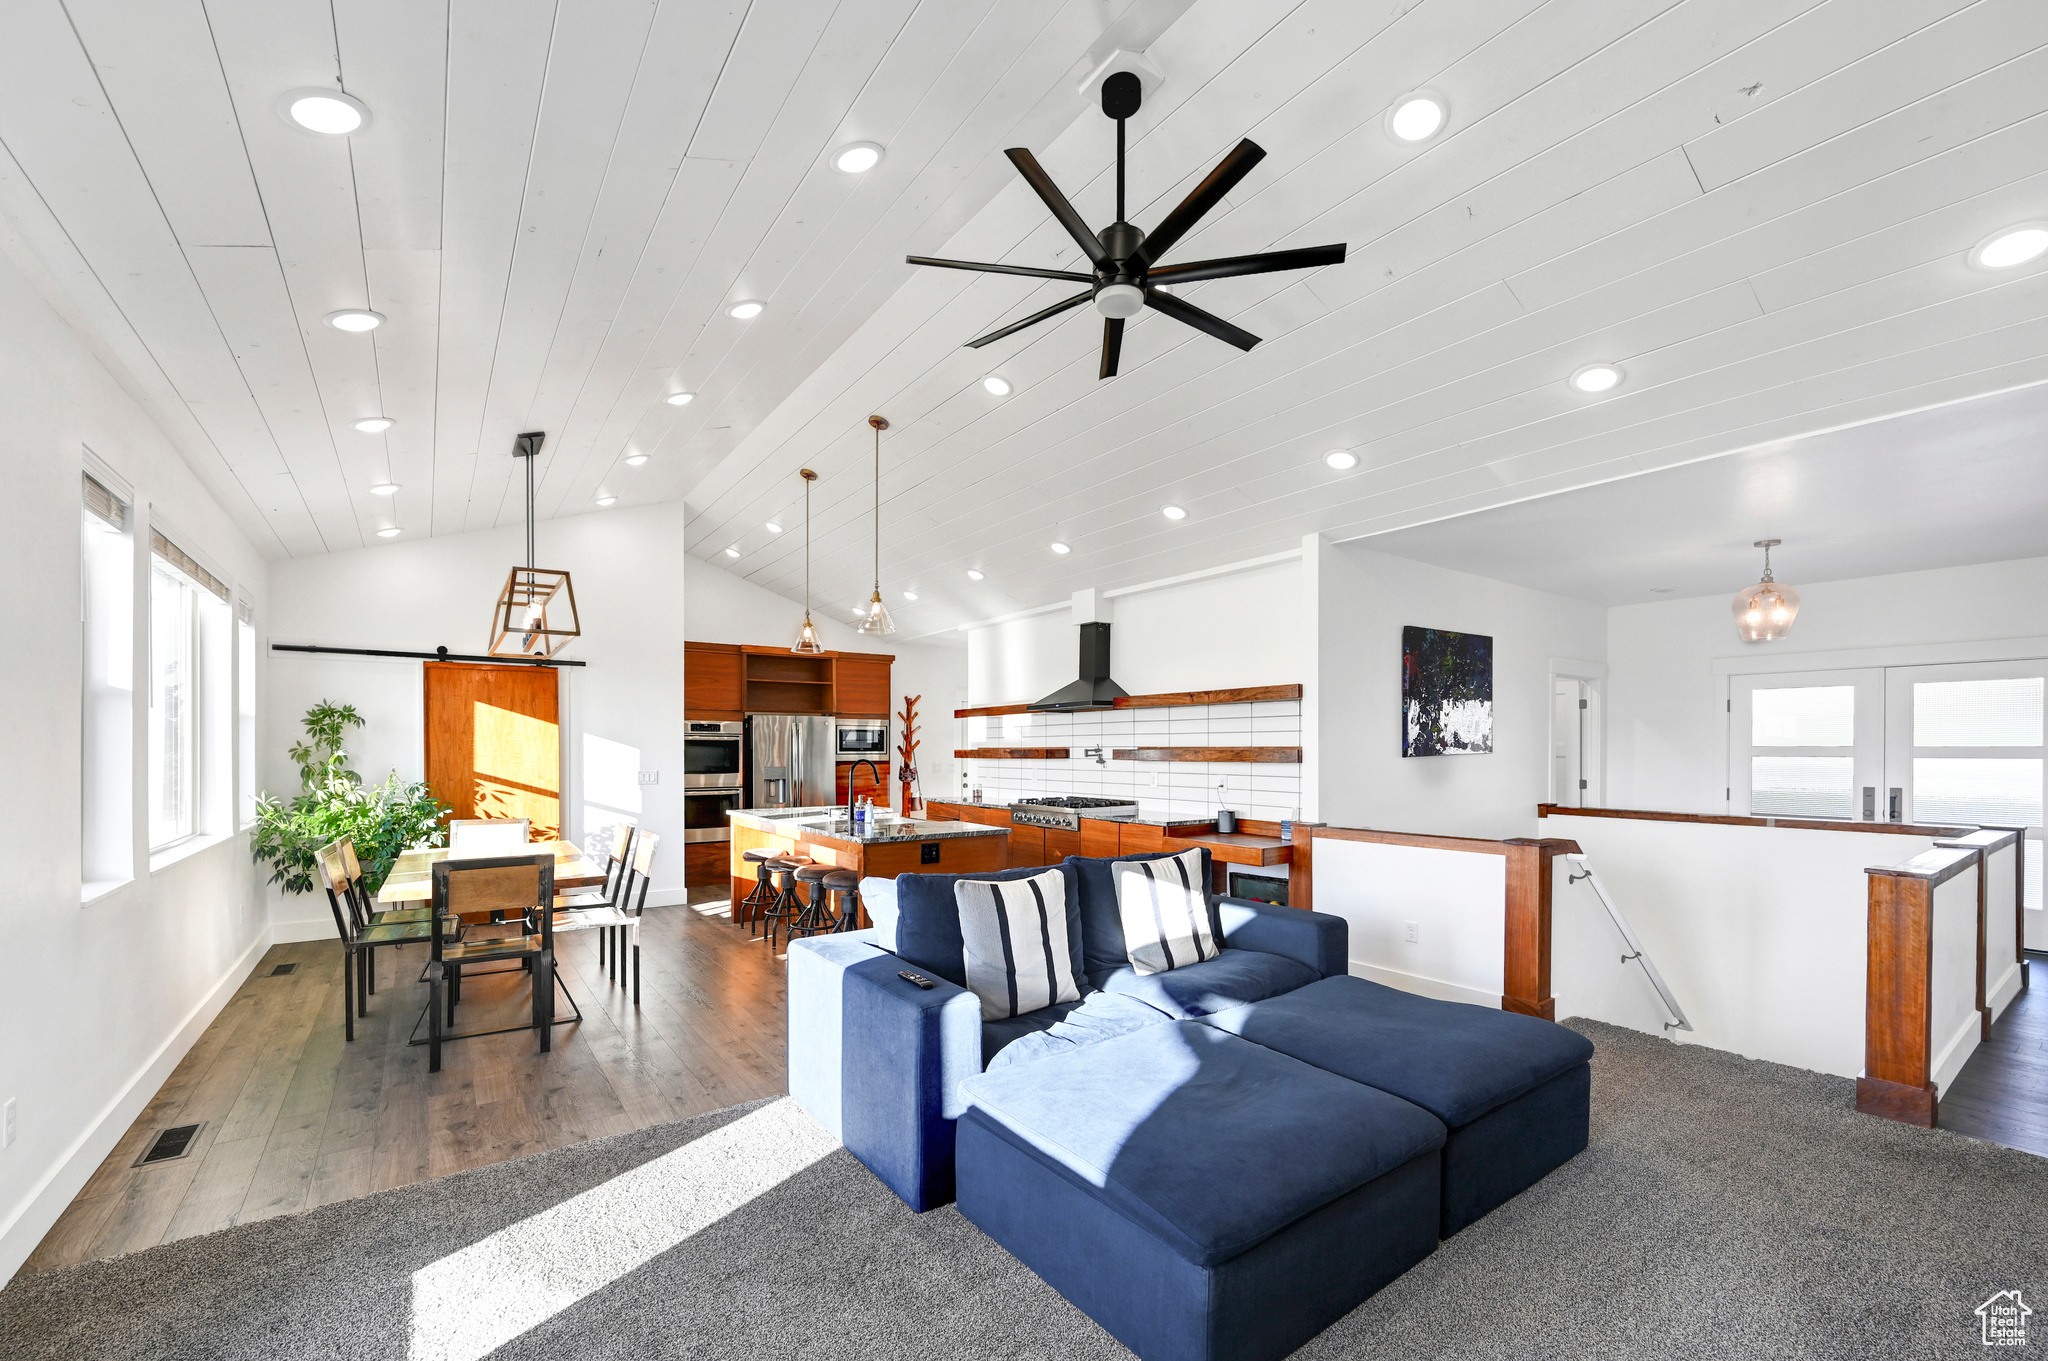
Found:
1202,975 -> 1594,1235
956,1021 -> 1444,1361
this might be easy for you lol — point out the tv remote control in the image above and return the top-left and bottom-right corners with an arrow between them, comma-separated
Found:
898,970 -> 935,990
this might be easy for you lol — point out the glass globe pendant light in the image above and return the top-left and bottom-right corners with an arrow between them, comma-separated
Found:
1732,539 -> 1800,642
858,415 -> 896,636
792,468 -> 826,654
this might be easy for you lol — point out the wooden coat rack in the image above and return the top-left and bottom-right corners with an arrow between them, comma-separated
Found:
897,695 -> 921,813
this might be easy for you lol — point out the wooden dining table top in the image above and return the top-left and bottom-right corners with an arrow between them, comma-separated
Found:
375,840 -> 606,903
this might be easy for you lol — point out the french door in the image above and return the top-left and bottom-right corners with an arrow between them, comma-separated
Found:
1730,669 -> 1884,821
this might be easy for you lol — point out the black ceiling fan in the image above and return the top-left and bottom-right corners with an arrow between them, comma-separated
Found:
908,72 -> 1346,379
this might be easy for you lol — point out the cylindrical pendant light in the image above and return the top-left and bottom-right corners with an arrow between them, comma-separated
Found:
792,468 -> 825,653
1732,539 -> 1800,642
858,415 -> 896,636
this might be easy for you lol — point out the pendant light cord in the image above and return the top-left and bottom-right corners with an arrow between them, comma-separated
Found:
873,421 -> 881,591
805,473 -> 812,612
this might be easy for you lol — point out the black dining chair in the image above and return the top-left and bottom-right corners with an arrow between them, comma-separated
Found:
426,854 -> 571,1072
319,840 -> 440,1042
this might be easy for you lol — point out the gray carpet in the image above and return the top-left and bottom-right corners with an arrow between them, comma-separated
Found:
3,1020 -> 2044,1361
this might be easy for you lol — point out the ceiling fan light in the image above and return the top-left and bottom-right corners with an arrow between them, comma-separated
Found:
1386,91 -> 1447,144
1970,224 -> 2048,270
1094,283 -> 1144,319
833,141 -> 884,174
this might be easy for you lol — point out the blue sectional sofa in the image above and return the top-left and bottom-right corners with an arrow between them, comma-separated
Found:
786,849 -> 1593,1361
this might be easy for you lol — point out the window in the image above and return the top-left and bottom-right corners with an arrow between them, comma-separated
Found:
1730,671 -> 1881,819
147,531 -> 230,853
81,473 -> 133,893
237,601 -> 256,827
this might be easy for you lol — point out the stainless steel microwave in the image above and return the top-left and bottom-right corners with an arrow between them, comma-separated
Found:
684,720 -> 744,789
835,719 -> 888,758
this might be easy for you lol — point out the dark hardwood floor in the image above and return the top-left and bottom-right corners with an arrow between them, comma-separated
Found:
1940,955 -> 2048,1158
24,888 -> 784,1274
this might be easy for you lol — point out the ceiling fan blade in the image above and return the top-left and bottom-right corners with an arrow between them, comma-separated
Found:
1099,318 -> 1124,380
963,288 -> 1096,349
1005,148 -> 1109,268
1145,243 -> 1346,286
1137,139 -> 1266,266
907,255 -> 1095,283
1144,289 -> 1259,351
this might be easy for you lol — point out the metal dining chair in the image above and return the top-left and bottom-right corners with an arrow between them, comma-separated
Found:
318,841 -> 442,1042
561,821 -> 636,971
425,854 -> 573,1072
552,830 -> 658,1005
447,817 -> 532,859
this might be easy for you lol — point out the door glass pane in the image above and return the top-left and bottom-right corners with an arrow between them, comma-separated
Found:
1750,756 -> 1854,817
1911,758 -> 2044,826
1752,686 -> 1854,746
1913,678 -> 2044,746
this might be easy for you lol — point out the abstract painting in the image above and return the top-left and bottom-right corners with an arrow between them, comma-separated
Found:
1403,626 -> 1493,756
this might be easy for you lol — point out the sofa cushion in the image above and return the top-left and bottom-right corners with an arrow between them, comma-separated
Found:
1088,948 -> 1318,1020
1065,848 -> 1213,975
894,864 -> 1083,990
986,991 -> 1173,1072
959,1021 -> 1445,1267
1200,975 -> 1596,1128
979,1000 -> 1084,1068
1113,848 -> 1220,975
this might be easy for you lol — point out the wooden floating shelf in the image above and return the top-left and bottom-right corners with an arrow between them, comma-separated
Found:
1111,747 -> 1303,764
954,684 -> 1301,720
953,748 -> 1071,760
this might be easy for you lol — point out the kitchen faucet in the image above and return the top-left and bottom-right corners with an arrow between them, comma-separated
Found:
846,759 -> 882,831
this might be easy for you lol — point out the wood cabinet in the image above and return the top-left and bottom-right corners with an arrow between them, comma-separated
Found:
1007,825 -> 1046,869
684,841 -> 727,888
684,643 -> 745,720
834,760 -> 892,807
1078,819 -> 1120,859
1043,826 -> 1080,863
835,655 -> 891,716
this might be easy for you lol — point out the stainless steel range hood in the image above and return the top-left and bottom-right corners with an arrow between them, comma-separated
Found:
1028,621 -> 1129,712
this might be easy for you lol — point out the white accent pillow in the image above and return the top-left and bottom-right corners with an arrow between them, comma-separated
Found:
953,868 -> 1082,1021
859,876 -> 899,950
1114,849 -> 1220,975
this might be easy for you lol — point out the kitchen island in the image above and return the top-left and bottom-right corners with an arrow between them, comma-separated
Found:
726,806 -> 1009,923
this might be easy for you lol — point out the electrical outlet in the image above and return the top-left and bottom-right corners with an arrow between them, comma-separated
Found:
1404,921 -> 1419,944
637,770 -> 658,785
3,1098 -> 16,1149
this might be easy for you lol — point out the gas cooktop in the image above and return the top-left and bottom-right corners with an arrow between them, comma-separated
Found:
1008,796 -> 1140,830
1015,797 -> 1139,809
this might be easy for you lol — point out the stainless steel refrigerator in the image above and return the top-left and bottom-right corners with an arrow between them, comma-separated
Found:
746,714 -> 836,809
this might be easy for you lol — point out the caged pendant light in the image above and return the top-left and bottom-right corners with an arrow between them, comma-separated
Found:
489,431 -> 581,659
791,469 -> 826,654
1732,539 -> 1800,643
858,415 -> 896,636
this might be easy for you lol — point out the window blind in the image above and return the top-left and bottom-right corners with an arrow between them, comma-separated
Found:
236,599 -> 254,626
83,473 -> 125,530
150,530 -> 229,601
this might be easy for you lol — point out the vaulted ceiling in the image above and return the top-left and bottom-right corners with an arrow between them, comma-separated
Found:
4,0 -> 2047,638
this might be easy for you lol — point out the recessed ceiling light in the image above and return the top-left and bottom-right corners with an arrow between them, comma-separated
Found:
765,520 -> 783,534
624,452 -> 649,466
375,526 -> 401,538
595,495 -> 617,507
369,482 -> 400,496
280,89 -> 369,135
1386,91 -> 1447,144
1970,224 -> 2048,270
324,309 -> 384,332
832,142 -> 884,174
982,375 -> 1012,396
903,591 -> 919,601
1050,541 -> 1071,554
723,546 -> 740,558
665,391 -> 695,406
728,299 -> 766,319
1161,504 -> 1187,521
1324,450 -> 1359,470
352,416 -> 394,433
966,569 -> 985,580
1569,363 -> 1624,394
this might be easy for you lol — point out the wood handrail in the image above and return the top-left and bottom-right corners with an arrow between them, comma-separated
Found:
1539,804 -> 1972,837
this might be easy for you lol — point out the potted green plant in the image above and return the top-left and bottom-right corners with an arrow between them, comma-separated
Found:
252,701 -> 450,895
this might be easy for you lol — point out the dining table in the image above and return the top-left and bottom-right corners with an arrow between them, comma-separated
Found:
376,839 -> 607,917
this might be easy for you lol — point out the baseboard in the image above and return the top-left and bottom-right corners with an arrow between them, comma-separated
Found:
1989,959 -> 2027,1022
1348,959 -> 1501,1009
1931,1008 -> 1983,1098
270,914 -> 333,944
0,925 -> 273,1285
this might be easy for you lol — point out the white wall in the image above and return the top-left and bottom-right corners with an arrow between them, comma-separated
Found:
1608,555 -> 2048,812
1315,540 -> 1607,839
0,233 -> 270,1284
685,557 -> 966,805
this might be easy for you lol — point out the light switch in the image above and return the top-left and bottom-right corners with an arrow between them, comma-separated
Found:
637,771 -> 658,786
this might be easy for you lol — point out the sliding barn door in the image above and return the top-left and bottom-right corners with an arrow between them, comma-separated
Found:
424,661 -> 561,837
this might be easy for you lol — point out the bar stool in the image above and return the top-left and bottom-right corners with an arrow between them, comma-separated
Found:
823,870 -> 863,933
738,848 -> 780,933
759,857 -> 812,948
786,864 -> 840,942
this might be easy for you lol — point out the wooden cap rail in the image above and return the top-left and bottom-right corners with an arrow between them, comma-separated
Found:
1293,824 -> 1580,1021
1538,803 -> 1972,837
954,684 -> 1302,720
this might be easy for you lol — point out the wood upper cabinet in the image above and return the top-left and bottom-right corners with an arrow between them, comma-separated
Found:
684,643 -> 745,719
835,654 -> 892,716
835,760 -> 892,807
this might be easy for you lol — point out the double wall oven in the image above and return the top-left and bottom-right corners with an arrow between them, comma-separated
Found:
683,720 -> 744,844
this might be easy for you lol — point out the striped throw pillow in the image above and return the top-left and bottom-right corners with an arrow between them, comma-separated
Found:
953,868 -> 1083,1021
1113,849 -> 1220,976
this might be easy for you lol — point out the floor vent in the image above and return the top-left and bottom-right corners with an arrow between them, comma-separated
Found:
269,962 -> 299,976
136,1123 -> 204,1167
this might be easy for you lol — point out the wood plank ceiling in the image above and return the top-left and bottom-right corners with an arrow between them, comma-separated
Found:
2,0 -> 2045,636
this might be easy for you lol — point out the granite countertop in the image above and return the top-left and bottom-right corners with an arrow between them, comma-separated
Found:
728,806 -> 1009,844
